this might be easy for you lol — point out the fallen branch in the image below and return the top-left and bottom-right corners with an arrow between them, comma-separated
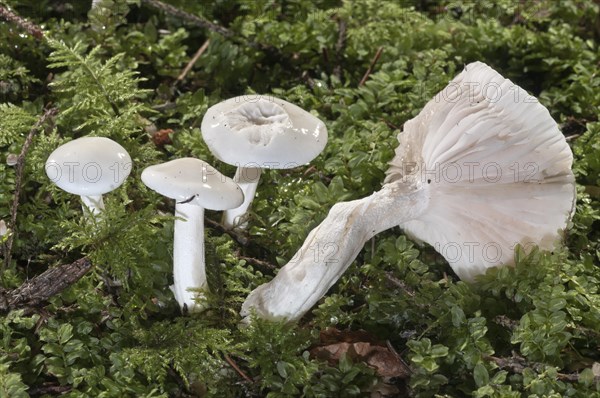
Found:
0,4 -> 44,39
3,108 -> 58,269
358,47 -> 384,86
0,257 -> 92,313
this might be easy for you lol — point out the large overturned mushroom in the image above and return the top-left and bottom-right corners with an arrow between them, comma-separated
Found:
241,61 -> 576,322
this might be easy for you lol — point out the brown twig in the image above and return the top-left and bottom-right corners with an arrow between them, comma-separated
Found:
174,39 -> 210,87
140,0 -> 284,58
224,354 -> 253,383
141,0 -> 232,38
383,272 -> 415,297
333,17 -> 347,80
205,218 -> 249,246
3,108 -> 58,270
140,0 -> 293,75
0,4 -> 44,40
236,253 -> 277,271
381,118 -> 400,130
486,353 -> 598,383
0,257 -> 93,313
358,47 -> 384,86
28,384 -> 72,396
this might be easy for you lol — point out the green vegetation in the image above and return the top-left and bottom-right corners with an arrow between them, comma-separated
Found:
0,0 -> 599,396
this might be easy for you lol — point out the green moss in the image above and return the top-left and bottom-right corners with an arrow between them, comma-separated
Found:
0,0 -> 598,396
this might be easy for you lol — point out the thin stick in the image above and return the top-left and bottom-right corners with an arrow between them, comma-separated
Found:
174,39 -> 210,86
141,0 -> 232,37
0,4 -> 44,39
384,272 -> 415,297
486,354 -> 597,383
28,384 -> 72,397
140,0 -> 276,54
333,17 -> 347,80
205,218 -> 249,246
224,354 -> 253,383
358,47 -> 384,86
236,253 -> 276,270
3,108 -> 58,270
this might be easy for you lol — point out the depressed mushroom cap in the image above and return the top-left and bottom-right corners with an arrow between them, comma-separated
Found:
201,95 -> 327,168
45,136 -> 132,196
386,61 -> 575,281
141,157 -> 244,210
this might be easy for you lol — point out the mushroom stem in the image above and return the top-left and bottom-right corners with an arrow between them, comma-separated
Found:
173,202 -> 207,312
80,195 -> 105,216
222,167 -> 262,229
241,181 -> 428,322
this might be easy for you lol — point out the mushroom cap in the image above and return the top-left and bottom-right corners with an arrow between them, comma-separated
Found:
45,136 -> 132,196
385,61 -> 575,281
141,157 -> 244,210
201,96 -> 327,168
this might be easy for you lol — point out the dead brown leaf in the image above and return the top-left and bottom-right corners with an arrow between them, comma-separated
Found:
310,328 -> 410,379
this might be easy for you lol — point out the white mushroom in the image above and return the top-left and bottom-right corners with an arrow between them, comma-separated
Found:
141,157 -> 243,312
241,61 -> 575,322
45,136 -> 132,216
201,95 -> 327,229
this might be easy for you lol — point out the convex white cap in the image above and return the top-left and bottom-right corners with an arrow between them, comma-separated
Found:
141,158 -> 244,210
201,95 -> 327,168
45,136 -> 132,196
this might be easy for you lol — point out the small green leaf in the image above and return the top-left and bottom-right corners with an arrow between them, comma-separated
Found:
490,370 -> 508,384
474,363 -> 489,387
578,368 -> 594,386
451,305 -> 466,327
276,361 -> 288,378
430,344 -> 449,358
57,324 -> 73,345
421,358 -> 439,372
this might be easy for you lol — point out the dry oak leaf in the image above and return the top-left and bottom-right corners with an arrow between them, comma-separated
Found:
310,328 -> 410,379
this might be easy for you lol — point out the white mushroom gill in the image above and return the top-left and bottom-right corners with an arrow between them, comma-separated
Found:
241,61 -> 575,323
224,99 -> 292,146
202,96 -> 327,230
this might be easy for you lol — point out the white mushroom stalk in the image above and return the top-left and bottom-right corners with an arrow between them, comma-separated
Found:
141,158 -> 244,312
45,137 -> 132,216
241,61 -> 575,322
223,166 -> 261,228
201,95 -> 327,229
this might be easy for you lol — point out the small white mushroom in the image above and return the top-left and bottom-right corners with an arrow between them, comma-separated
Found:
201,95 -> 327,229
241,62 -> 575,322
141,157 -> 244,312
45,137 -> 132,216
